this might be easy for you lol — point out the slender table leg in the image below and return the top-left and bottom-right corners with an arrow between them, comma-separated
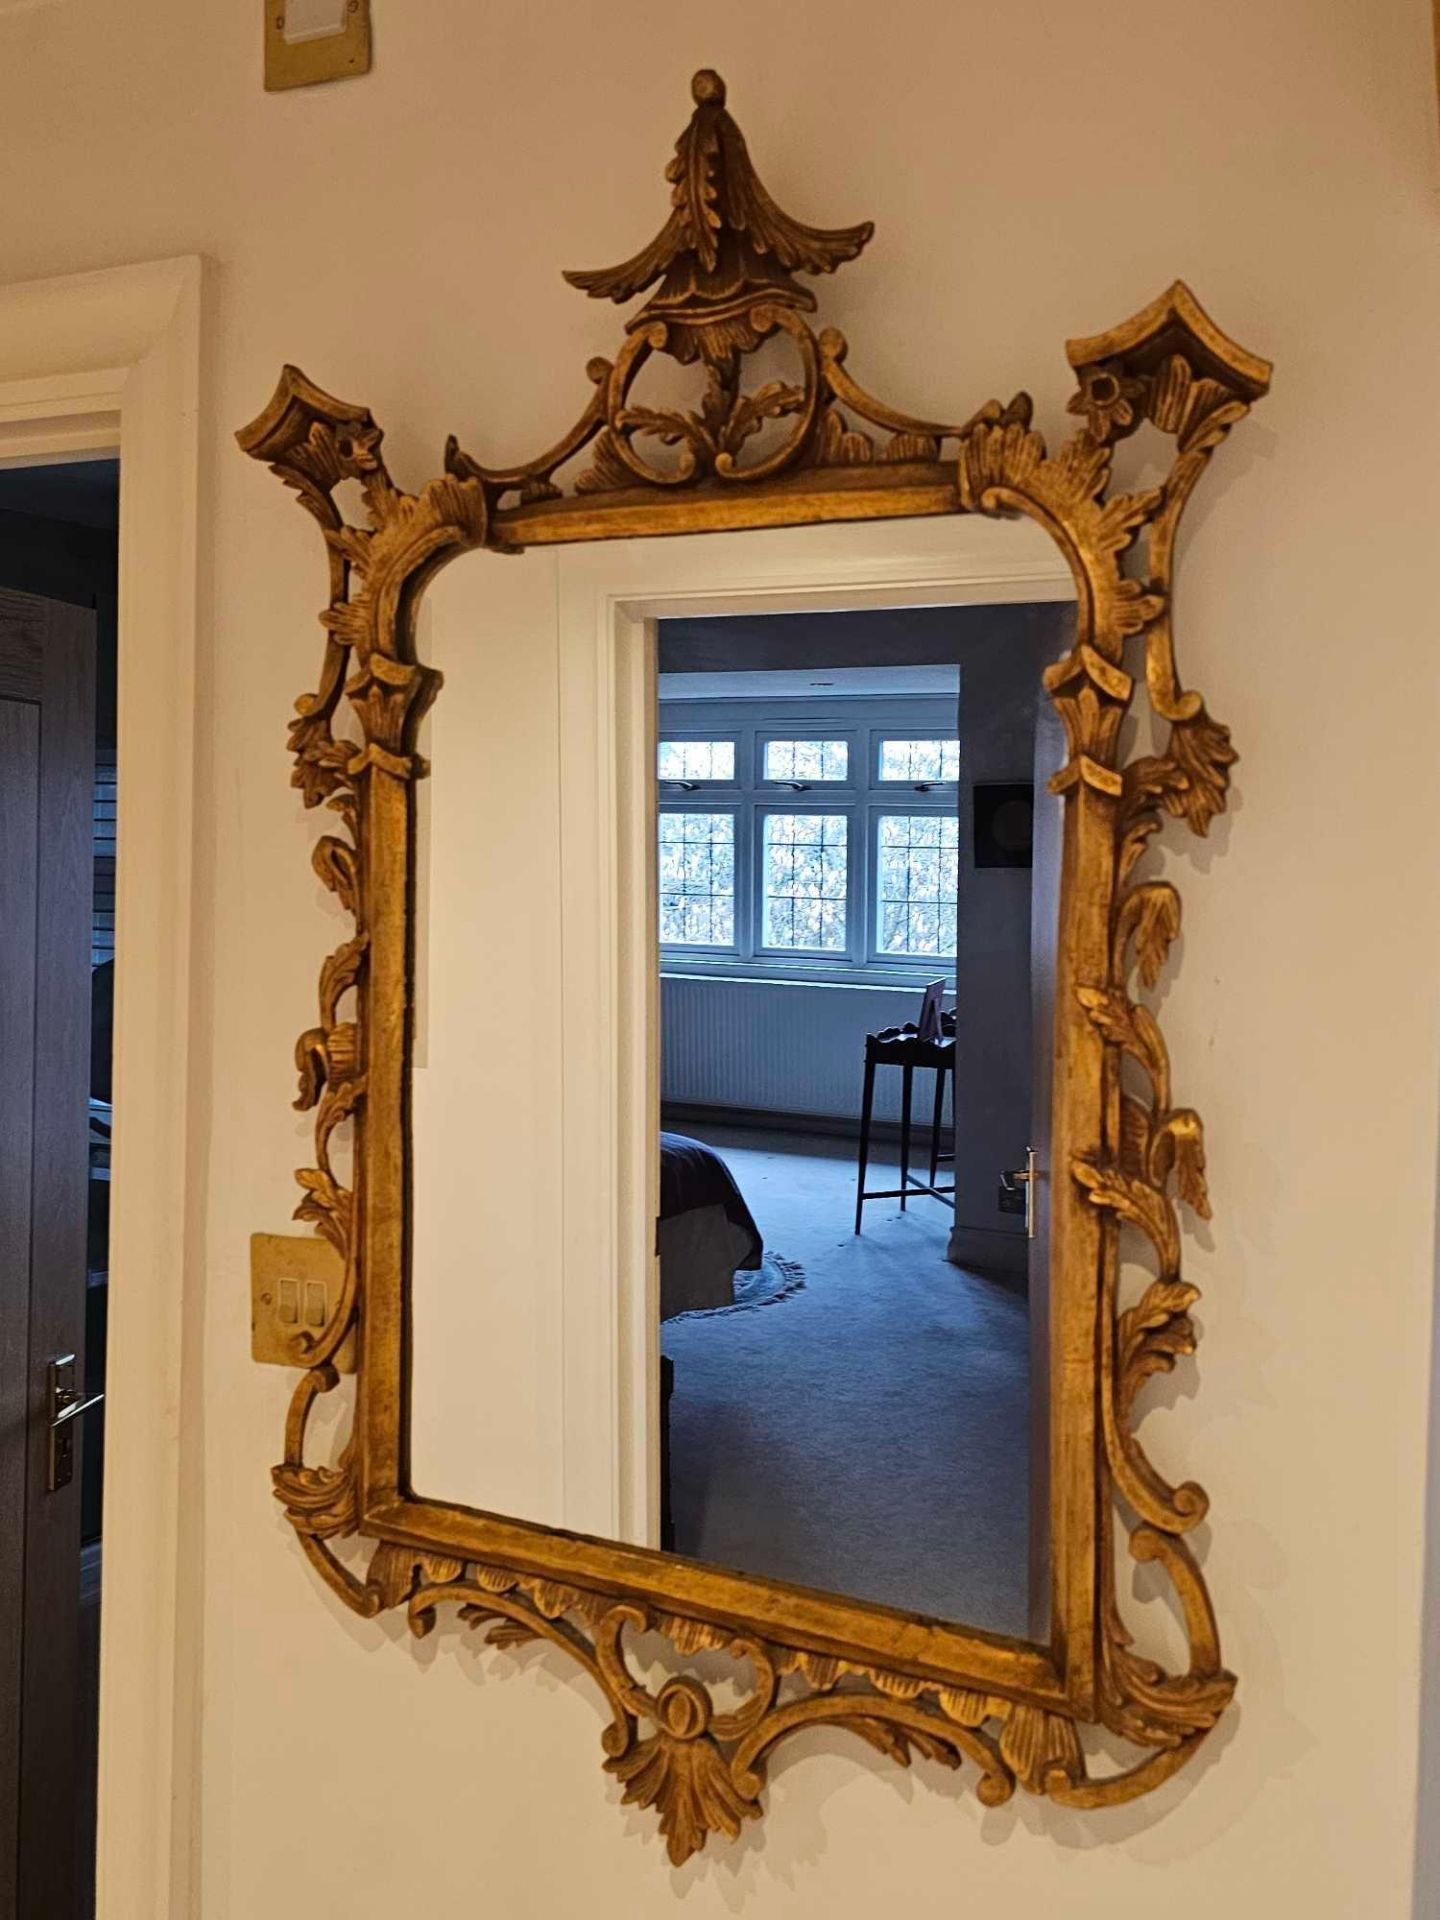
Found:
854,1047 -> 877,1234
929,1059 -> 946,1187
900,1061 -> 914,1210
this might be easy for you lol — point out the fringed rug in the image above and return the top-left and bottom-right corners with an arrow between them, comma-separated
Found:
666,1252 -> 805,1323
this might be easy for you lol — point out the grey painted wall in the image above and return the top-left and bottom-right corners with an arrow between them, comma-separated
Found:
948,612 -> 1068,1270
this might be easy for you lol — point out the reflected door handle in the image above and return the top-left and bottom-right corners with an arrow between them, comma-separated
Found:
1000,1146 -> 1040,1240
46,1354 -> 104,1492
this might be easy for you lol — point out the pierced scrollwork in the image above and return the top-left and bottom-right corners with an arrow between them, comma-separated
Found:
372,1550 -> 1109,1863
947,278 -> 1265,1801
237,65 -> 1271,1865
441,71 -> 999,514
237,368 -> 492,1614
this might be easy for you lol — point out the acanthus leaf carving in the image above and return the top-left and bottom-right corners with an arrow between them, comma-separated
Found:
272,1457 -> 357,1540
318,931 -> 368,1027
1150,1109 -> 1211,1219
365,1541 -> 468,1613
997,1702 -> 1084,1795
1078,984 -> 1172,1110
1164,709 -> 1238,836
1117,1279 -> 1201,1418
312,834 -> 359,914
291,1166 -> 352,1257
1074,1160 -> 1181,1277
604,1684 -> 766,1868
1115,880 -> 1182,990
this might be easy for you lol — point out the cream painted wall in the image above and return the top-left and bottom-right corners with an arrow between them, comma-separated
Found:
2,1 -> 1439,1914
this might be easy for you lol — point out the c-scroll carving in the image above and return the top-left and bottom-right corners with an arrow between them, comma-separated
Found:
948,280 -> 1266,1804
238,67 -> 1270,1864
238,369 -> 490,1615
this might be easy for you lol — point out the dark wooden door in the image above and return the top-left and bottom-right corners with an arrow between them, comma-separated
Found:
0,588 -> 98,1920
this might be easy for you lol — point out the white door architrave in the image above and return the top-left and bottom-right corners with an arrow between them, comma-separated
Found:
0,256 -> 201,1920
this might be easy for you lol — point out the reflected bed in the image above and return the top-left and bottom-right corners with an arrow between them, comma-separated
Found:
658,1131 -> 762,1319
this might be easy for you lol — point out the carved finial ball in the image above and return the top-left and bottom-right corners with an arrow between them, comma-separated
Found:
691,69 -> 726,106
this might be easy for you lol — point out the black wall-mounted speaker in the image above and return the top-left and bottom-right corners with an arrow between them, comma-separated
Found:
973,781 -> 1034,869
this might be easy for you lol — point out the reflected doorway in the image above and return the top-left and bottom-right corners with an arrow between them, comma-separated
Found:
652,601 -> 1067,1639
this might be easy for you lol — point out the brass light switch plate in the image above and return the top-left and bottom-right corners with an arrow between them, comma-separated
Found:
265,0 -> 371,92
251,1232 -> 355,1371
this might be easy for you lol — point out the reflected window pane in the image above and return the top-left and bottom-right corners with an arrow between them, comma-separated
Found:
658,739 -> 735,783
878,738 -> 960,783
876,814 -> 958,956
763,814 -> 847,950
659,811 -> 736,947
764,738 -> 848,782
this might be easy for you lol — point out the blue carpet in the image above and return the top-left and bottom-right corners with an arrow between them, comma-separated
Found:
660,1127 -> 1032,1639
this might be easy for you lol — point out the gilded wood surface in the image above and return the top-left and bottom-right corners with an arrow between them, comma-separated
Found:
236,70 -> 1271,1864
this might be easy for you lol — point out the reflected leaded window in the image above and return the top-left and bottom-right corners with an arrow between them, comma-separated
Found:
877,814 -> 959,956
659,811 -> 736,946
658,739 -> 735,782
764,738 -> 848,783
762,814 -> 847,951
878,737 -> 960,784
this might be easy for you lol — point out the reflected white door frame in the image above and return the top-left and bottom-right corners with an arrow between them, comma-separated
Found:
554,518 -> 1073,1548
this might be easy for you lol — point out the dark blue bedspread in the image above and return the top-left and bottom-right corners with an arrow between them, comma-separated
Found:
659,1133 -> 763,1269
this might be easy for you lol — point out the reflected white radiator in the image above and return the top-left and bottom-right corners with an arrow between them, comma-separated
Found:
660,976 -> 926,1125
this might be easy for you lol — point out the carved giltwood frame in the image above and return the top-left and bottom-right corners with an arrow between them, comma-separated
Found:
238,70 -> 1271,1864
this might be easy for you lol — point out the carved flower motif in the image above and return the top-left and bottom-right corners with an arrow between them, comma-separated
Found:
1068,365 -> 1146,442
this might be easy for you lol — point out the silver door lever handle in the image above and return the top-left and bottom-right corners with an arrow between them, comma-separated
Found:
1000,1146 -> 1040,1240
45,1354 -> 104,1491
50,1390 -> 105,1429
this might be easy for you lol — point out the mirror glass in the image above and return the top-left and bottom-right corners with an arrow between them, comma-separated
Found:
408,555 -> 1073,1643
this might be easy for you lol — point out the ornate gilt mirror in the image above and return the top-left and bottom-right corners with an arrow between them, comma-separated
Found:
239,69 -> 1270,1864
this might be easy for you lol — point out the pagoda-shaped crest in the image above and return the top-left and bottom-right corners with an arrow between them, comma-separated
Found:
564,68 -> 873,370
444,68 -> 986,506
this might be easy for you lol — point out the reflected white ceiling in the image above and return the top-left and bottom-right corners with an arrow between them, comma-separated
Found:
657,664 -> 958,701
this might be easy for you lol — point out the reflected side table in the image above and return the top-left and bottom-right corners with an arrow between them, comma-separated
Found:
853,1023 -> 956,1233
